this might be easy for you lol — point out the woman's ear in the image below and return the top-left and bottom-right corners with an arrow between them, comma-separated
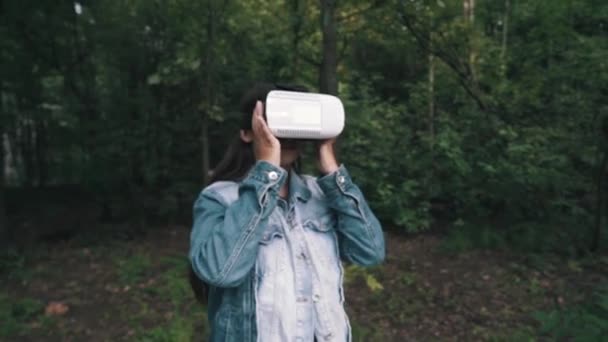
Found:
240,129 -> 253,143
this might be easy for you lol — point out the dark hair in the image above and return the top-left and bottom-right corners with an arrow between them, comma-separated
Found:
189,82 -> 309,304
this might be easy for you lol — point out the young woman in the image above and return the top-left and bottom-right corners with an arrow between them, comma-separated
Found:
189,83 -> 385,342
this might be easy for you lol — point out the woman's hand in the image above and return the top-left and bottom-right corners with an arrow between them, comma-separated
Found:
317,138 -> 339,175
251,101 -> 281,166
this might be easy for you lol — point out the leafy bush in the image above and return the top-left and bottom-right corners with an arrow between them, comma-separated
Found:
440,217 -> 601,256
0,293 -> 44,337
534,286 -> 608,341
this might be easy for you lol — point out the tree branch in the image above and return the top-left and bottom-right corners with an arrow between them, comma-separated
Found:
337,0 -> 386,23
397,1 -> 487,111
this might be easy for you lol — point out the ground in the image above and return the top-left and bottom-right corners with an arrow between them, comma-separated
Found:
1,226 -> 606,341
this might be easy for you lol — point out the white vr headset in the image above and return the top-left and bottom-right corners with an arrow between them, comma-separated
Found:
265,90 -> 345,139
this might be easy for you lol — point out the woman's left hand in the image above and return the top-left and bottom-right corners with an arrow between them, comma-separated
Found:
317,138 -> 340,175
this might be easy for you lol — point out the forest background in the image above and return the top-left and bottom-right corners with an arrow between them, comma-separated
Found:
1,1 -> 607,341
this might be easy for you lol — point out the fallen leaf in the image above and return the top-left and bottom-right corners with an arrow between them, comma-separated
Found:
45,301 -> 69,316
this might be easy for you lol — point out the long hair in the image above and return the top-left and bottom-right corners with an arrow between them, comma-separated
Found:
189,82 -> 309,304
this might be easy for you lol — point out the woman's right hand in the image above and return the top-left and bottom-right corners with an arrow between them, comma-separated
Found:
251,100 -> 281,166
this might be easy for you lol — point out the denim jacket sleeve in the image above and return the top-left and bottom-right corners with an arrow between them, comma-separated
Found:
189,160 -> 287,288
316,165 -> 385,266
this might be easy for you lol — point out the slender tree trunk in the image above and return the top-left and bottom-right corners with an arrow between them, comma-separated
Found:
201,114 -> 210,185
289,0 -> 303,80
35,118 -> 48,186
319,0 -> 338,95
463,0 -> 475,23
201,1 -> 215,186
19,115 -> 35,187
0,88 -> 8,248
0,145 -> 6,248
0,82 -> 13,250
592,149 -> 607,252
463,0 -> 477,83
428,31 -> 435,149
500,0 -> 510,75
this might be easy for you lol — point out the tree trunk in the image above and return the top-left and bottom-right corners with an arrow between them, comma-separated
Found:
592,149 -> 607,252
289,0 -> 303,80
463,0 -> 475,23
428,31 -> 435,149
500,0 -> 510,74
201,113 -> 210,185
0,87 -> 9,248
201,0 -> 215,186
319,0 -> 338,95
35,118 -> 48,186
463,0 -> 477,83
0,151 -> 6,248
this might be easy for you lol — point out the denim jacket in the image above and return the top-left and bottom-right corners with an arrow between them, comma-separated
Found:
189,161 -> 385,342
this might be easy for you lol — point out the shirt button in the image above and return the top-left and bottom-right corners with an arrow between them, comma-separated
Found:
337,175 -> 345,184
268,171 -> 279,181
313,293 -> 321,302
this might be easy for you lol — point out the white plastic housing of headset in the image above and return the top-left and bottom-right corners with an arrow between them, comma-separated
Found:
265,90 -> 345,139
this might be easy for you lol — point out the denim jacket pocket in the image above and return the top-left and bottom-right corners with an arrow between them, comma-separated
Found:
303,214 -> 340,269
259,223 -> 284,245
257,223 -> 286,276
303,212 -> 336,232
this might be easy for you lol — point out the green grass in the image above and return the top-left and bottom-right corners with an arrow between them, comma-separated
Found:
0,292 -> 45,338
349,320 -> 387,342
137,313 -> 200,342
114,252 -> 153,285
0,249 -> 32,282
440,219 -> 607,256
159,256 -> 193,306
132,254 -> 208,341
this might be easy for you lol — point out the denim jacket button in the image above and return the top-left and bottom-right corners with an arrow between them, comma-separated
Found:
337,175 -> 345,184
268,171 -> 279,181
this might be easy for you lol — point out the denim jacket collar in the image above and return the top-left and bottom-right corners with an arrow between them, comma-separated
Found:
289,168 -> 311,203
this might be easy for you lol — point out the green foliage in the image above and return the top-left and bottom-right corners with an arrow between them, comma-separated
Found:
0,293 -> 44,337
1,0 -> 607,254
533,286 -> 608,341
441,216 -> 604,256
340,83 -> 432,232
486,327 -> 537,342
138,315 -> 195,342
159,256 -> 193,306
114,253 -> 152,285
344,264 -> 384,293
136,255 -> 208,341
0,249 -> 29,281
349,320 -> 387,342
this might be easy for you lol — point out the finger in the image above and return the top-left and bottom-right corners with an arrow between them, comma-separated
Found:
255,100 -> 263,118
258,116 -> 277,144
252,101 -> 264,135
253,101 -> 276,142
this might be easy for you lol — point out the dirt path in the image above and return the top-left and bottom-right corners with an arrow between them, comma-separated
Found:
1,227 -> 605,341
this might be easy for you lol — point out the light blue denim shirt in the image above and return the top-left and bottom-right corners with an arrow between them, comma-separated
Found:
189,161 -> 385,342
